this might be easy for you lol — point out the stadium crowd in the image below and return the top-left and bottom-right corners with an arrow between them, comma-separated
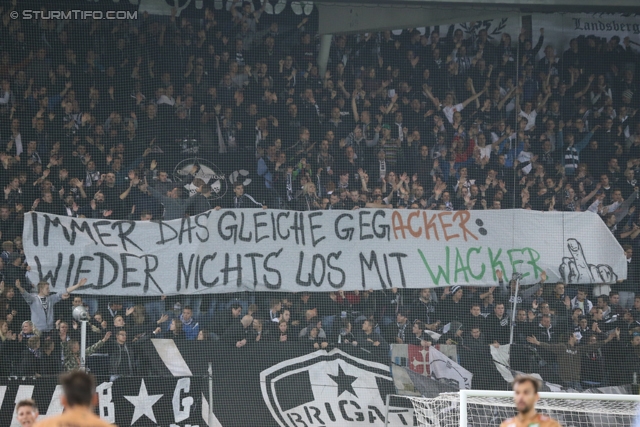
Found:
0,0 -> 638,390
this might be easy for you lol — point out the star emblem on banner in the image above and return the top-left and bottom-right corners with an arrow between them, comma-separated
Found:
328,364 -> 358,397
124,379 -> 163,424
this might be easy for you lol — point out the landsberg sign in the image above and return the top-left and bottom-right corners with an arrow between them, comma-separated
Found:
23,210 -> 626,295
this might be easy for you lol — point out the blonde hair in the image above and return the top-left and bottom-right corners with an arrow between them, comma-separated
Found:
22,320 -> 40,337
37,282 -> 49,293
302,182 -> 316,195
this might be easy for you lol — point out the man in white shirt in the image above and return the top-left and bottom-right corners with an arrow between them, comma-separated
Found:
516,137 -> 537,174
518,101 -> 537,131
424,87 -> 486,124
475,132 -> 493,160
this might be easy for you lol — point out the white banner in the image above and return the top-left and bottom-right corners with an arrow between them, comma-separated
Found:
23,210 -> 626,296
452,18 -> 522,44
393,18 -> 522,44
531,13 -> 640,58
491,343 -> 514,383
428,346 -> 472,390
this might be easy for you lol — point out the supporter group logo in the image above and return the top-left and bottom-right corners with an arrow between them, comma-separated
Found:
229,169 -> 252,187
260,349 -> 413,427
173,158 -> 228,201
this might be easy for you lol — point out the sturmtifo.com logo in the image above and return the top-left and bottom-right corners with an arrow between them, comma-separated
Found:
12,10 -> 137,20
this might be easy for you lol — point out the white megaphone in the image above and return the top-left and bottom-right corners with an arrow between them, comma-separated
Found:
73,305 -> 89,322
73,305 -> 90,371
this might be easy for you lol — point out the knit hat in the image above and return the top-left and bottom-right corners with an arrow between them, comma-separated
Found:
451,285 -> 462,295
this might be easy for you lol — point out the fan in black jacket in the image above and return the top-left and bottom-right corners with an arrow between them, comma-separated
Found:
107,329 -> 137,378
458,326 -> 508,390
485,302 -> 511,345
410,289 -> 439,328
512,309 -> 534,344
461,304 -> 487,334
334,318 -> 358,346
405,321 -> 434,346
211,303 -> 243,337
270,320 -> 291,344
17,335 -> 41,377
222,315 -> 253,347
355,319 -> 389,357
225,183 -> 265,209
383,308 -> 411,344
436,286 -> 468,325
40,339 -> 61,376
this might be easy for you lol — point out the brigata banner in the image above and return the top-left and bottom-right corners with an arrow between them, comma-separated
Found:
0,376 -> 204,427
23,210 -> 625,295
0,345 -> 411,427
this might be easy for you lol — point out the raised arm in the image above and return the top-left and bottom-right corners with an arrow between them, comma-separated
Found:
497,86 -> 516,111
620,223 -> 640,240
495,269 -> 508,295
576,126 -> 598,152
526,335 -> 562,351
65,278 -> 88,294
119,171 -> 141,200
337,79 -> 350,99
580,183 -> 602,206
531,29 -> 544,56
574,74 -> 595,99
351,90 -> 360,123
252,0 -> 266,24
384,93 -> 398,115
535,91 -> 551,112
468,79 -> 481,109
147,185 -> 171,202
460,87 -> 487,109
521,271 -> 547,300
583,328 -> 619,351
15,279 -> 25,294
491,126 -> 512,151
514,80 -> 524,113
71,178 -> 87,199
423,85 -> 442,111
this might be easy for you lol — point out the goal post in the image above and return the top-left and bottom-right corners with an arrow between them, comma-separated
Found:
406,390 -> 640,427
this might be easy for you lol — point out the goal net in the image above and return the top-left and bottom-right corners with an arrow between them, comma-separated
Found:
408,391 -> 640,427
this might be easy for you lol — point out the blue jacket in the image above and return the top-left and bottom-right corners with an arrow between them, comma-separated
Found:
180,314 -> 200,340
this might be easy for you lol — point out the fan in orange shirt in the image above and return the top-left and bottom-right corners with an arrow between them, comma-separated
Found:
34,371 -> 113,427
500,375 -> 562,427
